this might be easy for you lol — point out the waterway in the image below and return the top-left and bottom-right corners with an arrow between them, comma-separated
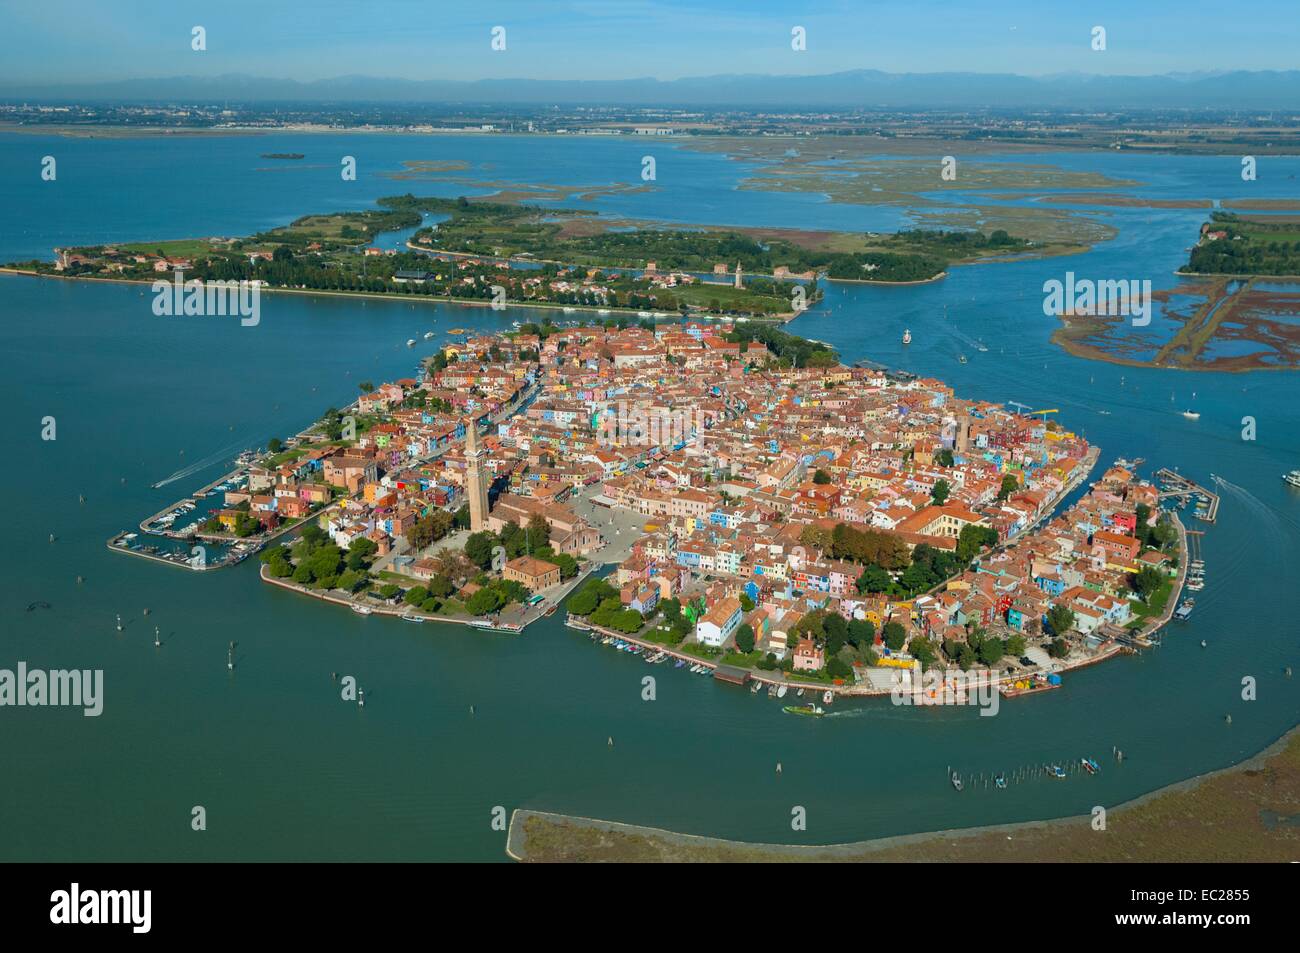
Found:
1,132 -> 1297,860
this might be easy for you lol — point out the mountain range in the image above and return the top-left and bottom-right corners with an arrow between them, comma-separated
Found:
5,69 -> 1300,110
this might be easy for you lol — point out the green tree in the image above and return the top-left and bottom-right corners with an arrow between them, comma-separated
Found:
466,587 -> 504,616
855,564 -> 891,594
1047,604 -> 1075,636
930,479 -> 950,506
883,621 -> 907,652
735,623 -> 755,654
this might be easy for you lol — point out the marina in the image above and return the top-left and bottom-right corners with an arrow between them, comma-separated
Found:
1155,467 -> 1220,523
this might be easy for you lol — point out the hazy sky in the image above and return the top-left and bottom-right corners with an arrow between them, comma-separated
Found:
2,0 -> 1296,84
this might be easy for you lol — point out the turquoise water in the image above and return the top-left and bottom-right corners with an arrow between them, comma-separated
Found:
1,133 -> 1298,860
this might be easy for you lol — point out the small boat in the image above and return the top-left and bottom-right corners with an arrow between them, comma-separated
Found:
562,307 -> 576,314
951,770 -> 963,792
401,613 -> 424,623
796,688 -> 805,698
406,339 -> 417,347
994,773 -> 1007,789
822,690 -> 834,704
783,704 -> 825,717
902,328 -> 912,345
1181,410 -> 1200,420
958,354 -> 968,364
1283,469 -> 1300,488
543,604 -> 557,616
776,684 -> 788,699
1046,764 -> 1067,780
351,605 -> 373,615
1081,757 -> 1100,775
750,681 -> 762,694
423,331 -> 435,340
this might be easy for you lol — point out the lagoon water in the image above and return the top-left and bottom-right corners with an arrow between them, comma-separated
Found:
1,133 -> 1297,860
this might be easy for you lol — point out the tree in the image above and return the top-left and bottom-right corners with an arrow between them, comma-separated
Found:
426,574 -> 455,598
847,617 -> 875,647
909,638 -> 936,667
346,537 -> 378,570
931,479 -> 950,506
855,564 -> 891,594
978,637 -> 1005,666
935,448 -> 954,467
735,623 -> 755,654
1132,565 -> 1165,602
267,437 -> 283,454
526,513 -> 550,551
812,468 -> 832,485
466,587 -> 504,616
1047,637 -> 1070,660
1047,604 -> 1075,637
464,532 -> 497,570
997,474 -> 1018,501
1006,633 -> 1027,657
883,621 -> 907,652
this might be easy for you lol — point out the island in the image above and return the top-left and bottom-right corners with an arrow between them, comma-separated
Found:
4,194 -> 1058,319
109,316 -> 1194,702
1052,212 -> 1300,372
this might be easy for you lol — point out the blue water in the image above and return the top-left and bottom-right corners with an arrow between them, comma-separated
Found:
1,132 -> 1297,860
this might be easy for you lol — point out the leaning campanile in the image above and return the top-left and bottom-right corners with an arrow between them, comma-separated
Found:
465,418 -> 490,532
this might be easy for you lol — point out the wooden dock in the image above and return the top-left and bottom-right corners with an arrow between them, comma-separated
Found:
1154,468 -> 1219,522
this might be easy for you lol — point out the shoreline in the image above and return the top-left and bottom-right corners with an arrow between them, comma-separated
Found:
506,721 -> 1300,862
0,266 -> 796,324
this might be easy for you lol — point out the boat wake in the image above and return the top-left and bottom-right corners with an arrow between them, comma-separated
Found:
151,438 -> 251,489
1204,475 -> 1297,607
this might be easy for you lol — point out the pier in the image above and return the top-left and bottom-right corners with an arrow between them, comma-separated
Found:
1154,467 -> 1219,522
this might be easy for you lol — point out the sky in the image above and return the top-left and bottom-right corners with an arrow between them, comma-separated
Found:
1,0 -> 1297,84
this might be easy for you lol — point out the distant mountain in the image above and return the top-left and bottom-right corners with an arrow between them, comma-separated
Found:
6,69 -> 1300,109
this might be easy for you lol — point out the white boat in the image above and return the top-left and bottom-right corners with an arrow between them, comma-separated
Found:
562,307 -> 576,314
351,604 -> 373,615
1283,470 -> 1300,488
423,331 -> 435,340
902,328 -> 911,344
1182,410 -> 1200,420
822,690 -> 834,704
776,684 -> 788,698
406,339 -> 416,347
597,309 -> 611,316
401,613 -> 424,623
637,311 -> 653,318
